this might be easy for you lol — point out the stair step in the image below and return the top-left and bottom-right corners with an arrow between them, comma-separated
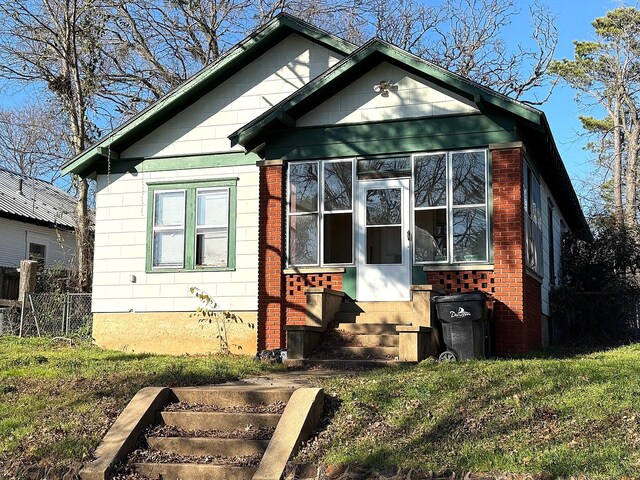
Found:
133,463 -> 256,480
354,312 -> 412,324
350,334 -> 399,347
302,358 -> 400,369
147,437 -> 270,457
171,386 -> 294,406
338,323 -> 399,335
160,411 -> 281,430
340,301 -> 413,313
332,346 -> 398,358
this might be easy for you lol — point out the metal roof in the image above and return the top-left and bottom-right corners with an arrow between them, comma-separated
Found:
0,168 -> 77,229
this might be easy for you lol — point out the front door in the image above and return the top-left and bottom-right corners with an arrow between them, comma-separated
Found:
356,178 -> 411,301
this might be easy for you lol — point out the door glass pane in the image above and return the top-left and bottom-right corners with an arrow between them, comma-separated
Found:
366,188 -> 401,225
324,213 -> 352,263
357,157 -> 411,177
452,207 -> 487,262
324,161 -> 352,211
154,191 -> 185,227
153,231 -> 184,267
197,189 -> 228,226
367,226 -> 402,264
289,214 -> 318,264
452,152 -> 485,205
414,154 -> 446,207
415,209 -> 447,262
289,163 -> 318,213
196,227 -> 228,267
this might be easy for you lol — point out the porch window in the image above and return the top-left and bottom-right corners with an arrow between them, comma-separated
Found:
288,160 -> 353,266
414,150 -> 489,264
147,179 -> 237,272
524,160 -> 543,276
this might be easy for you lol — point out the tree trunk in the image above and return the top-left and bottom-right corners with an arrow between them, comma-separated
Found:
613,97 -> 624,224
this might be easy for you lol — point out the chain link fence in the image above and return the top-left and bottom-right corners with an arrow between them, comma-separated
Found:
14,293 -> 92,338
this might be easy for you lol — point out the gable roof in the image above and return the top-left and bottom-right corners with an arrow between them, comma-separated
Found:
229,38 -> 590,239
229,38 -> 543,150
61,14 -> 356,177
0,168 -> 77,230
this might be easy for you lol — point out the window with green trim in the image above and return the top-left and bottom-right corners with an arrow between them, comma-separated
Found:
147,179 -> 237,272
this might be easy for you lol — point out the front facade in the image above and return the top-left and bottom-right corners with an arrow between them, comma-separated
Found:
63,15 -> 589,356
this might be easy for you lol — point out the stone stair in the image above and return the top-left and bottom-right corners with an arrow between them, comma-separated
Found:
306,301 -> 415,367
81,385 -> 324,480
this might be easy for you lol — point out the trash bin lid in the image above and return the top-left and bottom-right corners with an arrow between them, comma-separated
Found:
432,292 -> 487,303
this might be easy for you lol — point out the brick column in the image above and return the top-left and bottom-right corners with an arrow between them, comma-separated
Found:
491,143 -> 540,354
257,161 -> 286,351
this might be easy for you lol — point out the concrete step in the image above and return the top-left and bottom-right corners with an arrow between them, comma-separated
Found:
331,346 -> 398,358
133,463 -> 256,480
350,334 -> 399,347
160,411 -> 281,431
339,301 -> 413,313
170,386 -> 294,406
337,323 -> 399,335
354,312 -> 413,324
147,436 -> 270,457
301,358 -> 400,369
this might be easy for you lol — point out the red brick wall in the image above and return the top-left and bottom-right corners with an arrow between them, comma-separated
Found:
257,164 -> 286,351
285,274 -> 343,325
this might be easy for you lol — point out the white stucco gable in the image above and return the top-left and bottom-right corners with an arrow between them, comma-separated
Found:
122,34 -> 344,159
297,61 -> 479,127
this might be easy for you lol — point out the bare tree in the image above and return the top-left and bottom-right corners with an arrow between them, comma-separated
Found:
0,0 -> 109,291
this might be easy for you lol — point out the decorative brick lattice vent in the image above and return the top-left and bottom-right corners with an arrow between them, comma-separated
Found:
427,271 -> 496,294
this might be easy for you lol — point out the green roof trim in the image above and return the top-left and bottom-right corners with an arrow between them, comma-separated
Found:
61,13 -> 356,177
229,39 -> 543,150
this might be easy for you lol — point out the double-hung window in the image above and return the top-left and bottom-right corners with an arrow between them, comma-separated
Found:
414,150 -> 489,264
523,160 -> 543,276
288,160 -> 354,266
147,179 -> 236,272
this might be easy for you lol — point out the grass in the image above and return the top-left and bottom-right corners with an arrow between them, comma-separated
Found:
3,338 -> 640,479
300,345 -> 640,479
0,337 -> 282,478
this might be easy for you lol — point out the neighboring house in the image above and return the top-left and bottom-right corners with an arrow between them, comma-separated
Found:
0,168 -> 77,271
62,14 -> 590,357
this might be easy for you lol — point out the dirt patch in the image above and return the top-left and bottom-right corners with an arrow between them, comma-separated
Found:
164,400 -> 286,414
128,448 -> 262,466
147,424 -> 275,440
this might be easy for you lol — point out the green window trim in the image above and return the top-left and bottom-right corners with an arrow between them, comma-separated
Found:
146,178 -> 238,273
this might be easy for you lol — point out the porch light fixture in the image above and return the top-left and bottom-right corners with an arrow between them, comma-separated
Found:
373,80 -> 397,97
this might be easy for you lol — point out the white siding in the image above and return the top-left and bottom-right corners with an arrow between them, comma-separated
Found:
0,217 -> 75,268
121,34 -> 343,159
92,165 -> 259,313
540,178 -> 566,316
298,62 -> 478,127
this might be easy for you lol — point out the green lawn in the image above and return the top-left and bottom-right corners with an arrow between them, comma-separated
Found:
302,345 -> 640,479
2,338 -> 640,479
0,337 -> 281,478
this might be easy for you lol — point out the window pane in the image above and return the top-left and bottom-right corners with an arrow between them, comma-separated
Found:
366,188 -> 401,225
415,209 -> 447,262
289,214 -> 318,264
29,243 -> 46,266
324,162 -> 352,211
452,208 -> 487,262
452,152 -> 485,205
324,213 -> 352,263
289,163 -> 318,213
357,157 -> 411,176
196,228 -> 228,267
154,191 -> 185,227
197,189 -> 228,227
153,231 -> 184,267
414,154 -> 446,207
367,226 -> 402,264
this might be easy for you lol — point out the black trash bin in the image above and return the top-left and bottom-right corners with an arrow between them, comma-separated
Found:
432,292 -> 491,361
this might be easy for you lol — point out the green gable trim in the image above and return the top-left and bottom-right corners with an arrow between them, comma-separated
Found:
62,14 -> 355,177
98,152 -> 259,175
231,39 -> 541,149
145,178 -> 238,274
264,114 -> 518,161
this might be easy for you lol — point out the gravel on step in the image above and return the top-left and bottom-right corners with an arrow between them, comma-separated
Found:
164,400 -> 286,414
128,448 -> 262,467
148,424 -> 275,440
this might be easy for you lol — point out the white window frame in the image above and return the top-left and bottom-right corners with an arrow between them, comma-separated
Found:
152,189 -> 186,269
195,187 -> 230,268
524,159 -> 543,276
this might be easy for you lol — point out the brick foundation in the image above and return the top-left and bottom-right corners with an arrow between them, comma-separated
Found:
285,273 -> 343,326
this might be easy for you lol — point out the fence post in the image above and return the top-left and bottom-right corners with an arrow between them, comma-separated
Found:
18,260 -> 38,337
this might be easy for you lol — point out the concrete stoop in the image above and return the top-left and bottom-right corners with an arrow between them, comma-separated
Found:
80,385 -> 324,480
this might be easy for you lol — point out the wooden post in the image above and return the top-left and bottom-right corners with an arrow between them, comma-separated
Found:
18,260 -> 38,337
